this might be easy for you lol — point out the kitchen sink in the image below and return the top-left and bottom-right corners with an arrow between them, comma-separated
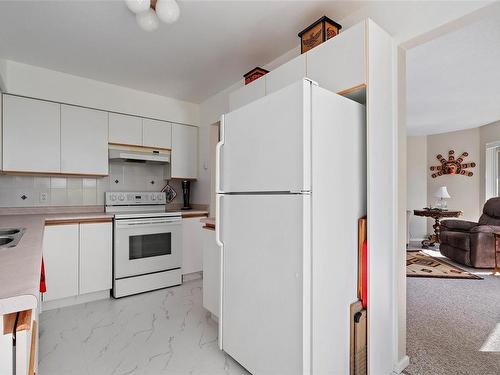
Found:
0,228 -> 26,248
0,228 -> 20,236
0,237 -> 13,246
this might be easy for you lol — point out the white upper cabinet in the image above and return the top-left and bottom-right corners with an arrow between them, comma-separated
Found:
3,95 -> 61,173
142,118 -> 172,149
306,21 -> 366,94
171,124 -> 198,179
108,112 -> 142,146
265,54 -> 306,95
61,105 -> 108,175
229,76 -> 266,111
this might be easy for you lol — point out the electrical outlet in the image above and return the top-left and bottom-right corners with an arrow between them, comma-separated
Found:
40,192 -> 48,203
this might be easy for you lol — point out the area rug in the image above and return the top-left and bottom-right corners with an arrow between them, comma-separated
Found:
407,251 -> 482,279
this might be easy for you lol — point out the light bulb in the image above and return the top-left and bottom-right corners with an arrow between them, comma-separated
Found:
125,0 -> 151,14
136,8 -> 159,31
156,0 -> 180,24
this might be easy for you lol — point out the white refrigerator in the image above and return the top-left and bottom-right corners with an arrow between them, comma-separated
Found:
216,79 -> 366,375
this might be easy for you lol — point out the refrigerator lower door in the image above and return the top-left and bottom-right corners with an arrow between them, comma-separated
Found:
217,79 -> 311,193
218,193 -> 311,375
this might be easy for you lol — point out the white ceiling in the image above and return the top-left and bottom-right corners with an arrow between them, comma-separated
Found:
0,0 -> 366,103
406,9 -> 500,136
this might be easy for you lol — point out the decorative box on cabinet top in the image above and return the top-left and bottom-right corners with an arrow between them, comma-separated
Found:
243,67 -> 269,85
298,16 -> 342,54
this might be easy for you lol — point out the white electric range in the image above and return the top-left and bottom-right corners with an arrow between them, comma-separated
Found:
105,192 -> 182,298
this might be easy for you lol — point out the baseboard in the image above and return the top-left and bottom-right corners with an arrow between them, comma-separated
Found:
392,355 -> 410,374
41,290 -> 110,311
409,237 -> 425,242
182,271 -> 203,282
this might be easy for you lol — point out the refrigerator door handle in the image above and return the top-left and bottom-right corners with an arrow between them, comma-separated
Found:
215,194 -> 224,349
216,114 -> 225,194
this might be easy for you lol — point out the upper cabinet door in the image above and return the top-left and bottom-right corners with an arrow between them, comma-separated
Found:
142,118 -> 172,149
229,77 -> 266,112
171,124 -> 198,179
265,54 -> 306,95
61,105 -> 108,175
306,21 -> 366,94
3,95 -> 61,173
108,112 -> 142,146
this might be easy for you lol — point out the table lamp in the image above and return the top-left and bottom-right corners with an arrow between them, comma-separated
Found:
434,186 -> 451,209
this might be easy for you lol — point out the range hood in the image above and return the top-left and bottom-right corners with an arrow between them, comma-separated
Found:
109,145 -> 170,163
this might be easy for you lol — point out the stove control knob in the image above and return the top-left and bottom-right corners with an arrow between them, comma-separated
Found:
110,194 -> 117,201
157,193 -> 164,201
118,194 -> 125,201
151,194 -> 156,201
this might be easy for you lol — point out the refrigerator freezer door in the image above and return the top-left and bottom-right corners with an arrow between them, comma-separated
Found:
217,79 -> 311,193
218,193 -> 310,375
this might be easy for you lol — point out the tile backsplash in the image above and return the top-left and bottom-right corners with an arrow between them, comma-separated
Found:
0,161 -> 183,207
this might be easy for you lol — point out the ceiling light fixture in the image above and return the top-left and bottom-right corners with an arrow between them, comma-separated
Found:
126,0 -> 180,32
156,0 -> 180,24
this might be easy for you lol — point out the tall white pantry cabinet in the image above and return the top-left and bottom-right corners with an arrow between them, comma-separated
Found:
224,19 -> 397,375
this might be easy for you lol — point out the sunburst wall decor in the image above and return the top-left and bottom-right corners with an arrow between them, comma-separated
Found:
430,150 -> 476,178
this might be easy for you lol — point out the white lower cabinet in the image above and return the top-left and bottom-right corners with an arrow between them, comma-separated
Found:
202,227 -> 219,317
43,221 -> 112,304
79,222 -> 112,295
181,217 -> 204,275
43,224 -> 79,302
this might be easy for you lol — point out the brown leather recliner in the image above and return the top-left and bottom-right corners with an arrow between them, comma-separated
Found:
440,197 -> 500,268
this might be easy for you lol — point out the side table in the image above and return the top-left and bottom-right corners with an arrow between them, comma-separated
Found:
492,233 -> 500,275
413,209 -> 462,248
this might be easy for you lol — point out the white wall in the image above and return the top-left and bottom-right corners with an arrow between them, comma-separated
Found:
0,59 -> 6,91
426,128 -> 481,230
3,60 -> 199,126
406,136 -> 428,240
480,119 -> 500,206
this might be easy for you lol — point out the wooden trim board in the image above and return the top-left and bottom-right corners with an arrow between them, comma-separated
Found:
181,212 -> 209,219
1,170 -> 108,178
45,217 -> 113,226
3,309 -> 32,335
108,142 -> 172,152
28,320 -> 37,375
337,83 -> 367,96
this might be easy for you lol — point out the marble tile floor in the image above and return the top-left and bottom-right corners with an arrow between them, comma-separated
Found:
39,278 -> 249,375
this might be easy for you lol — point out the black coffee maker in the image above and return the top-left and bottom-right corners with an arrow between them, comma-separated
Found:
181,180 -> 192,210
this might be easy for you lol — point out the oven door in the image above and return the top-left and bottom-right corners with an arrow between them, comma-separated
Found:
114,217 -> 182,279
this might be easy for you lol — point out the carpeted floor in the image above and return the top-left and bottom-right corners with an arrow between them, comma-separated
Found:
405,249 -> 500,375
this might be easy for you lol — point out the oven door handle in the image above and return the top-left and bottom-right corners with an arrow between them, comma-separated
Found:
116,218 -> 181,226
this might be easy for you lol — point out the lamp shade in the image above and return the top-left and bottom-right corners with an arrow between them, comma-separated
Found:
434,186 -> 451,199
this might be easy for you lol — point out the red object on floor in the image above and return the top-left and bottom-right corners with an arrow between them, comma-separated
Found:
40,257 -> 46,293
361,240 -> 367,308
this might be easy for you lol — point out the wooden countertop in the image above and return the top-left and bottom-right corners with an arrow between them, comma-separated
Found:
201,217 -> 215,230
167,209 -> 209,218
